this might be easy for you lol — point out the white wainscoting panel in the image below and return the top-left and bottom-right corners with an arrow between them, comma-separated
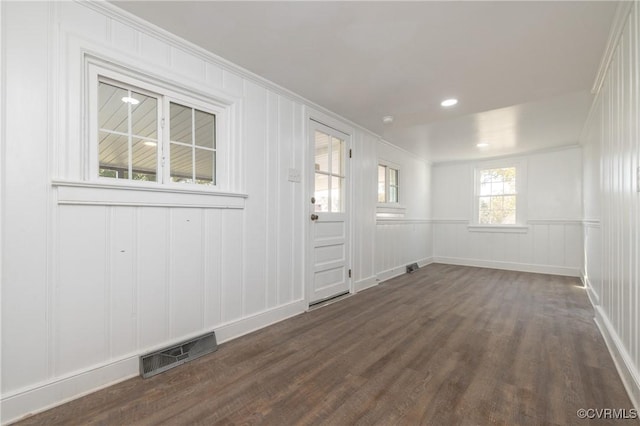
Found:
432,220 -> 583,277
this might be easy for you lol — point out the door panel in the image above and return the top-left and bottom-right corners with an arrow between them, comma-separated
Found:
308,120 -> 350,304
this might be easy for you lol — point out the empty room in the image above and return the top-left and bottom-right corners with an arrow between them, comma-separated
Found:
2,0 -> 640,424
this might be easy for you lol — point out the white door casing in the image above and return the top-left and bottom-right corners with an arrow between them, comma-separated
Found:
307,118 -> 351,305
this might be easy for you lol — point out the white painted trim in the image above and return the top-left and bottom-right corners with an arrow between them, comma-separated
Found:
53,180 -> 247,208
591,1 -> 634,95
376,218 -> 431,225
433,256 -> 581,277
354,276 -> 378,292
430,219 -> 468,224
467,225 -> 529,234
376,257 -> 434,283
594,306 -> 640,412
0,299 -> 306,424
582,274 -> 600,306
582,219 -> 601,228
527,219 -> 583,225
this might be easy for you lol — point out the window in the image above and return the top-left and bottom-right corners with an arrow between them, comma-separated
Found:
476,166 -> 518,225
314,129 -> 345,212
378,164 -> 399,203
90,63 -> 225,189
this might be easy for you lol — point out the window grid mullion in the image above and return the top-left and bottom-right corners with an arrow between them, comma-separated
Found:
127,89 -> 133,180
191,108 -> 196,182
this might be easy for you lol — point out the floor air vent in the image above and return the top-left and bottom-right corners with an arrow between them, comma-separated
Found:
406,262 -> 419,274
140,331 -> 217,378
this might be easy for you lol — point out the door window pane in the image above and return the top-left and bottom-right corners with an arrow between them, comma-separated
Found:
331,177 -> 344,212
195,110 -> 215,148
314,173 -> 329,212
132,138 -> 157,181
195,148 -> 214,185
98,82 -> 128,133
131,92 -> 158,139
331,137 -> 344,176
99,132 -> 128,178
315,131 -> 330,173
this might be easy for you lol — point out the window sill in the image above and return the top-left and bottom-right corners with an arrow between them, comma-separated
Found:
52,179 -> 247,209
376,203 -> 406,218
467,225 -> 529,234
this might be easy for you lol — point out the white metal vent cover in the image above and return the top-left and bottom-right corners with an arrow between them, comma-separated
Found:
140,331 -> 218,378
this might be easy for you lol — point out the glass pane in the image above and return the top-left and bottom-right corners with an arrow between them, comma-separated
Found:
331,137 -> 344,176
503,211 -> 516,225
314,173 -> 329,212
480,170 -> 493,183
170,143 -> 193,183
315,131 -> 330,173
479,210 -> 491,224
131,92 -> 158,139
479,196 -> 490,210
132,138 -> 157,181
98,82 -> 128,133
503,180 -> 516,194
389,168 -> 398,185
490,196 -> 503,210
389,185 -> 398,203
195,110 -> 215,148
170,103 -> 193,144
331,177 -> 343,212
491,182 -> 504,195
378,165 -> 386,202
195,148 -> 214,185
503,195 -> 516,210
99,131 -> 128,179
480,182 -> 491,196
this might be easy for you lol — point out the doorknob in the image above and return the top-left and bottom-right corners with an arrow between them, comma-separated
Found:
310,214 -> 319,221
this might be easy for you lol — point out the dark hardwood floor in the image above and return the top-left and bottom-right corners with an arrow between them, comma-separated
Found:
17,264 -> 637,425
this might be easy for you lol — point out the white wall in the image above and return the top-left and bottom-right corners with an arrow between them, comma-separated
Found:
373,141 -> 433,283
431,146 -> 583,276
0,2 -> 432,422
582,1 -> 640,409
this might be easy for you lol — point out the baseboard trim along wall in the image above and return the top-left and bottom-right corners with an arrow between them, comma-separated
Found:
0,300 -> 307,425
376,257 -> 434,283
594,306 -> 640,411
581,274 -> 601,307
433,256 -> 581,277
354,276 -> 378,292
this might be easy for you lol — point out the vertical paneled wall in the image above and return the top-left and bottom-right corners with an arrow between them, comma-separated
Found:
374,141 -> 433,282
0,1 -> 405,422
431,147 -> 584,276
582,2 -> 640,407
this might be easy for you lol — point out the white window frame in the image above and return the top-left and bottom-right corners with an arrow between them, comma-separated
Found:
86,58 -> 231,192
377,160 -> 405,218
470,159 -> 528,232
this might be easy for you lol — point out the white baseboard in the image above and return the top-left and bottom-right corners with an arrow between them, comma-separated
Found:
581,274 -> 600,306
1,300 -> 307,425
376,257 -> 434,283
433,256 -> 580,277
593,306 -> 640,411
354,276 -> 378,292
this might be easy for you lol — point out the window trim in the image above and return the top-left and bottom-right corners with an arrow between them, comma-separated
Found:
377,160 -> 405,218
86,56 -> 235,193
472,159 -> 527,228
377,160 -> 401,206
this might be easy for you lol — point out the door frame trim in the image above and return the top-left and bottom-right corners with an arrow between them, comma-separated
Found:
303,106 -> 354,309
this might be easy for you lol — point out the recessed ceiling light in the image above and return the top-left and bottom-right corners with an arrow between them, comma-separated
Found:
441,98 -> 458,107
143,141 -> 157,147
476,142 -> 490,148
382,115 -> 394,124
121,96 -> 140,105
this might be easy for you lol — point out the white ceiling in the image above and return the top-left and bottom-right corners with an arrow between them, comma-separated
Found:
113,1 -> 618,162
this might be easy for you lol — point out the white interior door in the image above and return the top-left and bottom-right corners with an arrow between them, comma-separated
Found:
308,120 -> 351,305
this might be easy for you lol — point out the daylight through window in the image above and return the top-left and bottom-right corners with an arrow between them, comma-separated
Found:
477,167 -> 516,225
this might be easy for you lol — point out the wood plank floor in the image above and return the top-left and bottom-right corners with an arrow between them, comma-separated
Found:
17,264 -> 637,425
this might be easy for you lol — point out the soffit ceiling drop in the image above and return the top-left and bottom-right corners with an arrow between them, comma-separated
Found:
113,1 -> 618,162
